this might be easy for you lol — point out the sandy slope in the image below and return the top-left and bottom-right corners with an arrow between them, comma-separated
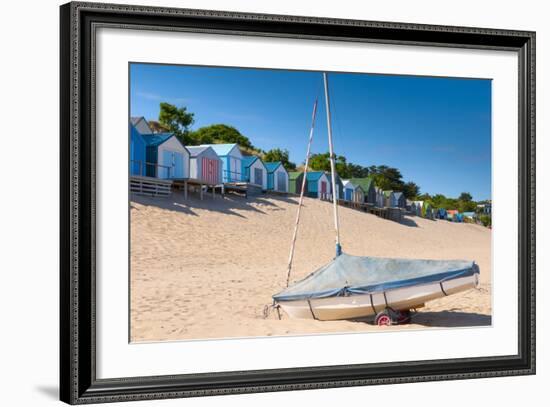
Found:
130,191 -> 491,342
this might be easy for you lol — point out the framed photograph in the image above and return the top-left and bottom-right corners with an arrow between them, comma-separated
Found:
60,1 -> 535,404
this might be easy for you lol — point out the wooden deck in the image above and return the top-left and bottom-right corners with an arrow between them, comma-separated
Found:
130,176 -> 172,197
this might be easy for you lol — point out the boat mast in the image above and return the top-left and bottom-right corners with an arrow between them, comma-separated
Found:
285,99 -> 319,287
323,72 -> 342,257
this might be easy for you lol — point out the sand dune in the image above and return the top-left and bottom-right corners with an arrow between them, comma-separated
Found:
130,191 -> 491,342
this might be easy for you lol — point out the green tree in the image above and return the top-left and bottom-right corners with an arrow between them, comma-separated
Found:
190,124 -> 260,153
308,152 -> 351,178
402,181 -> 420,200
369,165 -> 405,191
158,102 -> 195,144
263,148 -> 296,171
459,192 -> 473,202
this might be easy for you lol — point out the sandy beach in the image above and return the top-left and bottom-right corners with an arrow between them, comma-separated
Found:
130,192 -> 491,342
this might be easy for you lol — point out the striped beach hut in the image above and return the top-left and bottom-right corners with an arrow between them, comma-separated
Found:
242,156 -> 268,190
289,172 -> 307,195
201,143 -> 243,183
265,162 -> 289,192
141,133 -> 189,179
186,146 -> 223,185
350,177 -> 376,205
306,171 -> 331,199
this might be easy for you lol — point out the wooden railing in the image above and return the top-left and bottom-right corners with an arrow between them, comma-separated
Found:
131,160 -> 172,179
223,169 -> 244,183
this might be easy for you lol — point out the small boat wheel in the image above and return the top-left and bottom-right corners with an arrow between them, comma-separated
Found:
375,308 -> 412,326
375,310 -> 393,326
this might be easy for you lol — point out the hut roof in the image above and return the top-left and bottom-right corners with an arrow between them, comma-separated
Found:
130,116 -> 153,134
186,146 -> 211,157
383,190 -> 394,198
306,171 -> 327,182
265,162 -> 283,173
201,143 -> 239,156
350,177 -> 374,192
288,171 -> 303,180
142,133 -> 174,147
447,209 -> 459,215
342,180 -> 355,189
242,155 -> 261,168
394,192 -> 404,200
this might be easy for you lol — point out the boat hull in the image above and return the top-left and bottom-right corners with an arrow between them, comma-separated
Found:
277,274 -> 479,321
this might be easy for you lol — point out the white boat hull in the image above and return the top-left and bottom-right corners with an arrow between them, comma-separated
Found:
278,274 -> 479,321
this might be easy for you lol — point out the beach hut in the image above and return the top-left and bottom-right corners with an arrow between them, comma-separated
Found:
141,133 -> 189,179
354,185 -> 365,204
200,143 -> 243,183
342,180 -> 356,201
265,162 -> 289,192
383,191 -> 395,207
241,156 -> 268,190
393,192 -> 406,208
186,146 -> 223,185
305,171 -> 331,199
463,211 -> 476,220
325,172 -> 344,200
350,177 -> 376,205
447,209 -> 459,221
375,187 -> 385,207
289,172 -> 307,195
423,202 -> 434,219
130,116 -> 153,135
413,201 -> 424,216
130,120 -> 147,176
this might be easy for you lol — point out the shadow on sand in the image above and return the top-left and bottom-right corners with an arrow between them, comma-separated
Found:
410,310 -> 492,327
399,216 -> 418,227
130,190 -> 301,218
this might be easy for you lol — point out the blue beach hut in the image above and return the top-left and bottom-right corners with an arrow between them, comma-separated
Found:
265,162 -> 289,192
241,156 -> 268,189
142,133 -> 190,179
305,171 -> 330,199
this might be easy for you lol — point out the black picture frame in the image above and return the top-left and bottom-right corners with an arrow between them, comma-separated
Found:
60,2 -> 536,404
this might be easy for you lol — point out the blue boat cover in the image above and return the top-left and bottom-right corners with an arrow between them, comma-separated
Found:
273,253 -> 478,302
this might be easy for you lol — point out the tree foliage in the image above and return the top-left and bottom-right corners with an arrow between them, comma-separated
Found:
190,124 -> 255,149
158,102 -> 195,144
263,148 -> 296,171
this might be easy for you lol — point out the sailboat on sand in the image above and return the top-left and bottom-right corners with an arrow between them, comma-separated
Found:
272,73 -> 480,326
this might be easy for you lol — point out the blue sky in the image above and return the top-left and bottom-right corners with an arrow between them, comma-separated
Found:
130,63 -> 492,200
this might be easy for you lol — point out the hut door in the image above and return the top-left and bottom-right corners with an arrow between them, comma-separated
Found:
173,153 -> 184,178
201,157 -> 218,185
321,181 -> 327,197
161,150 -> 174,179
277,171 -> 286,191
254,168 -> 263,186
